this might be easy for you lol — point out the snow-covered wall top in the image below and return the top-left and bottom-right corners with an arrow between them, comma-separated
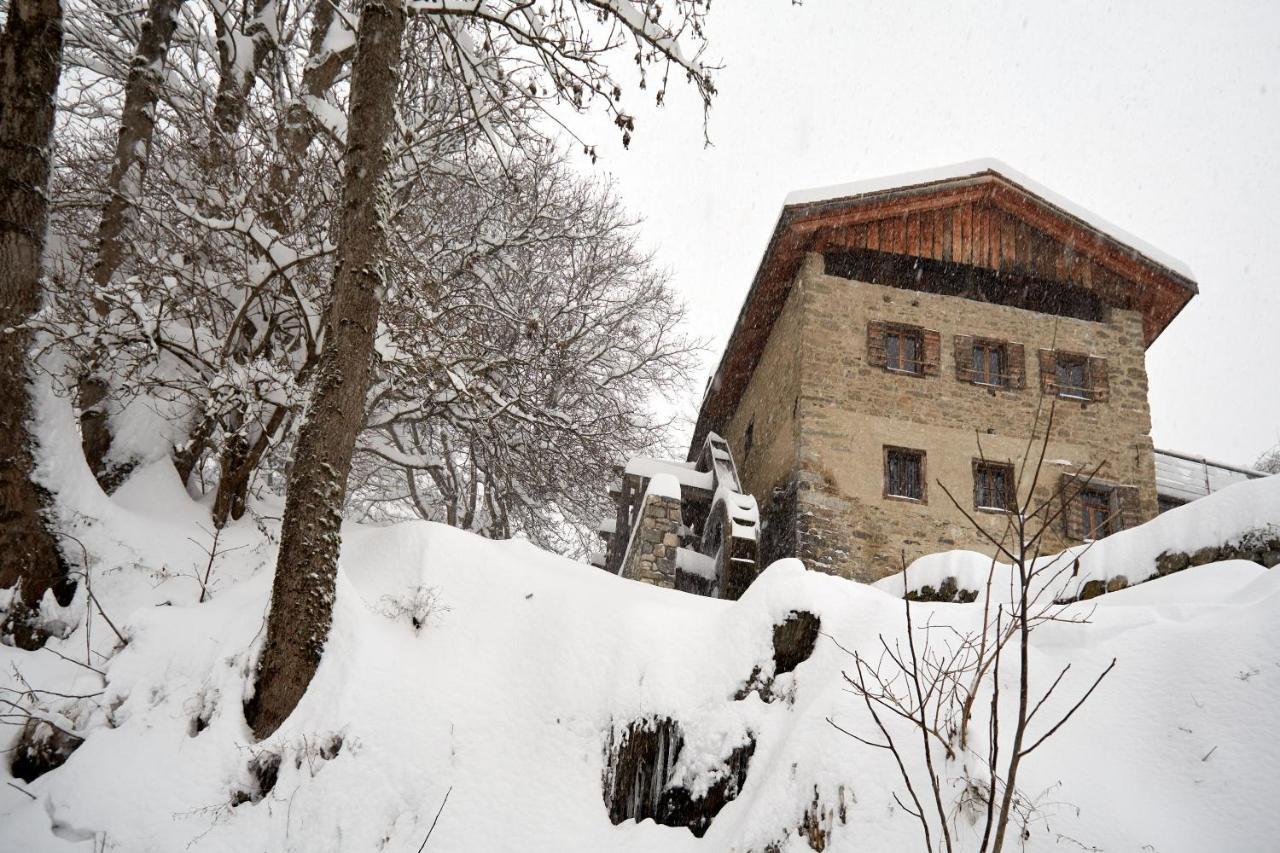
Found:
875,471 -> 1280,602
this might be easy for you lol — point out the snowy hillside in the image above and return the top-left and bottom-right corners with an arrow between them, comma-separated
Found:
3,400 -> 1279,852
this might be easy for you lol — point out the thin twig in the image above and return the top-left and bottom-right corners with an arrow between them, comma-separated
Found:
416,786 -> 452,852
1019,658 -> 1117,757
6,781 -> 37,801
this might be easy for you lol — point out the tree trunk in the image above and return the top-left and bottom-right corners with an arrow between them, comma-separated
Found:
80,0 -> 186,489
211,422 -> 251,528
173,410 -> 215,487
246,0 -> 405,740
211,403 -> 287,526
0,0 -> 69,650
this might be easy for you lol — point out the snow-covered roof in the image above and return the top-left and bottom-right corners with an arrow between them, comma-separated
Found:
1154,448 -> 1268,504
625,456 -> 714,492
785,159 -> 1195,281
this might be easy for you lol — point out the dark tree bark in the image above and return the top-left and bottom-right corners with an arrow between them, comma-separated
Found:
79,0 -> 187,491
211,403 -> 287,527
246,0 -> 405,739
211,408 -> 252,527
0,0 -> 69,649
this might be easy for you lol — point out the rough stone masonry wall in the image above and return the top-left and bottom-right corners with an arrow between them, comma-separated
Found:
727,252 -> 1159,582
722,272 -> 804,566
620,492 -> 683,588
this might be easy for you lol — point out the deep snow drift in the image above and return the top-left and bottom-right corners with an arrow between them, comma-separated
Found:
2,398 -> 1279,852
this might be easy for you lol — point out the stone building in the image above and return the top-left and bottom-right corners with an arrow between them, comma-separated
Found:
601,161 -> 1198,591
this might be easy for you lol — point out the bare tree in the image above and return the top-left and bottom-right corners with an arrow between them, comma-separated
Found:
0,0 -> 72,649
838,400 -> 1118,852
247,0 -> 719,738
351,155 -> 696,553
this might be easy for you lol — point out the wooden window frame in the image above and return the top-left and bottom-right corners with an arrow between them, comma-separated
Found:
883,446 -> 927,504
1040,348 -> 1108,403
1078,486 -> 1114,540
1055,352 -> 1090,400
870,321 -> 940,377
972,459 -> 1015,512
971,338 -> 1007,387
885,326 -> 925,375
1060,473 -> 1138,540
957,336 -> 1025,389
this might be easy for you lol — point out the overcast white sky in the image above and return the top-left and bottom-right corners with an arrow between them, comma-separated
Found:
581,0 -> 1280,468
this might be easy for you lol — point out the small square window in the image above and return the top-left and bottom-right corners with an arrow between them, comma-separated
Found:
885,328 -> 923,375
884,447 -> 926,502
972,340 -> 1006,387
1079,487 -> 1113,539
1055,354 -> 1089,399
974,461 -> 1015,511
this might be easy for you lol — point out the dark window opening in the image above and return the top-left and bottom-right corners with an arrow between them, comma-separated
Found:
885,447 -> 926,502
974,461 -> 1014,511
886,328 -> 923,374
1080,488 -> 1113,539
1055,354 -> 1089,399
972,340 -> 1006,386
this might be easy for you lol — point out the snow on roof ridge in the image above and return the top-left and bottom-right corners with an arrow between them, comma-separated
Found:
782,158 -> 1196,282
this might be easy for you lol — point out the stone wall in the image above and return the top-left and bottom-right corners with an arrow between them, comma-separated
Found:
619,492 -> 683,587
723,274 -> 804,566
723,272 -> 803,504
725,252 -> 1160,582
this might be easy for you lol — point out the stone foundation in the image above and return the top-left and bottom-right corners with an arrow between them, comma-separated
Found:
619,492 -> 682,587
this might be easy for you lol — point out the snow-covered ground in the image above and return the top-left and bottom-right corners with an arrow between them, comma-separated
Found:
3,395 -> 1279,851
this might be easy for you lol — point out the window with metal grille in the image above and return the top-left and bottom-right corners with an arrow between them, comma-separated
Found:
1055,355 -> 1089,399
972,340 -> 1006,386
884,447 -> 925,501
885,328 -> 923,374
974,461 -> 1014,511
1080,488 -> 1113,539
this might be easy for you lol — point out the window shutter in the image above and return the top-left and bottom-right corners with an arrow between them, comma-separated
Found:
1087,356 -> 1109,402
954,335 -> 975,382
866,321 -> 887,368
1038,349 -> 1058,395
922,329 -> 941,376
1006,343 -> 1026,389
1112,485 -> 1141,530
